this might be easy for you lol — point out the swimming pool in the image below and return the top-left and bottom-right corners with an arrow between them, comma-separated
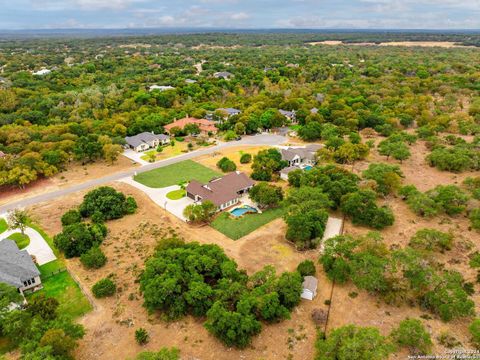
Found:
303,165 -> 313,171
230,205 -> 258,217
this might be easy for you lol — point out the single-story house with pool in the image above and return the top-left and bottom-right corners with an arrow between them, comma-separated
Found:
186,171 -> 255,211
0,239 -> 42,295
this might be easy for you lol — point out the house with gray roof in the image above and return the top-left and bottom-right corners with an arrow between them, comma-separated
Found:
216,107 -> 242,118
280,144 -> 323,167
213,71 -> 233,80
125,132 -> 170,152
301,276 -> 318,300
0,239 -> 42,295
279,109 -> 297,123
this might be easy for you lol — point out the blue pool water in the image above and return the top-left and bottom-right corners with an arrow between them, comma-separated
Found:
303,165 -> 313,171
230,205 -> 258,217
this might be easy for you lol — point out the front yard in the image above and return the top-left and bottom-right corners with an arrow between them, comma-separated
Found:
134,160 -> 221,188
8,232 -> 30,249
211,207 -> 286,240
0,218 -> 7,233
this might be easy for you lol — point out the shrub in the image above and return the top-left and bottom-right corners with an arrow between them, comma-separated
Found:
470,209 -> 480,230
54,222 -> 106,258
469,319 -> 480,349
183,201 -> 216,224
362,163 -> 403,196
135,348 -> 180,360
390,318 -> 432,355
92,278 -> 116,298
469,253 -> 480,268
409,229 -> 453,252
223,130 -> 237,141
427,185 -> 469,216
135,328 -> 149,345
239,153 -> 252,164
80,246 -> 107,269
216,157 -> 237,172
340,190 -> 394,229
297,260 -> 316,276
61,209 -> 82,226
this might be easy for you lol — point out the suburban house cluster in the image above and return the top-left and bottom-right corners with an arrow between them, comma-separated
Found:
186,171 -> 255,211
0,239 -> 42,295
280,144 -> 322,180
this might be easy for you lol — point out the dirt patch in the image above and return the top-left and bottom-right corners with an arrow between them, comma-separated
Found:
0,156 -> 137,207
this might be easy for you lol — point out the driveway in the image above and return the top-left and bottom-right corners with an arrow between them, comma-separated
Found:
0,133 -> 287,214
0,217 -> 57,266
119,177 -> 193,221
122,149 -> 150,165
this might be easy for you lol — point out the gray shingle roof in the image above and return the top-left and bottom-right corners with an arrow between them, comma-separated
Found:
217,107 -> 241,115
0,240 -> 40,288
279,109 -> 296,118
125,132 -> 169,148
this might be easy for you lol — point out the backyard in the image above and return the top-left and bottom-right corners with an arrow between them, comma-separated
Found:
134,160 -> 221,188
211,207 -> 286,240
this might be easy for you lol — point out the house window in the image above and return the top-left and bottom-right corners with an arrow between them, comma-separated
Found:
27,279 -> 31,285
31,278 -> 35,284
24,281 -> 28,287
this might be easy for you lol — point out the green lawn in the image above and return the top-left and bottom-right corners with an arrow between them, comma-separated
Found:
8,232 -> 30,249
166,189 -> 186,200
31,260 -> 92,319
211,207 -> 286,240
0,218 -> 7,233
134,160 -> 221,188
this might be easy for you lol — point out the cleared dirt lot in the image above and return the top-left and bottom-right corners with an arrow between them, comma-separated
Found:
25,135 -> 480,359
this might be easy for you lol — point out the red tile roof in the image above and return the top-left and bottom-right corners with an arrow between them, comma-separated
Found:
164,117 -> 218,134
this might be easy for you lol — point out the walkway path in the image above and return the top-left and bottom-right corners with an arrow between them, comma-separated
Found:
0,133 -> 287,214
0,216 -> 56,265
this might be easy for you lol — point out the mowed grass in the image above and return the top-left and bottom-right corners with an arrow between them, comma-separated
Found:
166,189 -> 186,200
134,160 -> 221,188
32,260 -> 92,319
8,232 -> 30,249
211,207 -> 286,240
0,218 -> 7,233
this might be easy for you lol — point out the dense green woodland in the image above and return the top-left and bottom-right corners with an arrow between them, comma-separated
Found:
0,33 -> 480,186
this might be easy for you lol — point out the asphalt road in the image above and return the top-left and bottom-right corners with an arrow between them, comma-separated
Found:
0,133 -> 286,213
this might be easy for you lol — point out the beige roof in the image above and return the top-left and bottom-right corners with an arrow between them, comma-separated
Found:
302,276 -> 318,293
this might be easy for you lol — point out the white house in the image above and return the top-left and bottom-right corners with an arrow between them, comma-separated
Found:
0,239 -> 42,295
125,132 -> 170,152
32,69 -> 51,76
148,85 -> 175,92
280,144 -> 323,167
301,276 -> 318,301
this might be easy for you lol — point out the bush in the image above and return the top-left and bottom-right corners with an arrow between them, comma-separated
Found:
427,185 -> 469,216
79,186 -> 137,220
239,153 -> 252,164
183,201 -> 216,224
469,319 -> 480,349
216,157 -> 237,172
362,163 -> 403,196
409,229 -> 453,252
297,260 -> 316,276
223,130 -> 237,141
470,209 -> 480,230
135,328 -> 149,345
92,278 -> 116,298
61,209 -> 82,226
390,318 -> 432,355
341,190 -> 394,229
54,222 -> 106,258
427,145 -> 479,172
80,246 -> 107,269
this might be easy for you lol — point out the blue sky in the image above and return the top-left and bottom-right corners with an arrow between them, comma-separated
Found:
0,0 -> 479,30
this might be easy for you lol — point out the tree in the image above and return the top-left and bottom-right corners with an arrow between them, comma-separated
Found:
183,200 -> 216,224
284,206 -> 329,250
299,121 -> 323,141
251,149 -> 287,181
391,142 -> 411,162
92,278 -> 116,298
427,185 -> 469,216
0,283 -> 22,318
73,134 -> 103,164
61,209 -> 82,226
80,246 -> 107,269
362,163 -> 403,196
26,294 -> 59,320
390,318 -> 432,355
7,209 -> 29,235
79,186 -> 137,220
54,222 -> 106,258
184,123 -> 200,136
340,190 -> 394,229
204,301 -> 262,348
297,260 -> 316,276
249,182 -> 283,209
314,325 -> 393,360
39,328 -> 77,358
216,157 -> 237,172
103,143 -> 123,164
135,328 -> 149,345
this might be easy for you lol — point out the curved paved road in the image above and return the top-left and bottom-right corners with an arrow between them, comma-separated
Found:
0,134 -> 286,213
